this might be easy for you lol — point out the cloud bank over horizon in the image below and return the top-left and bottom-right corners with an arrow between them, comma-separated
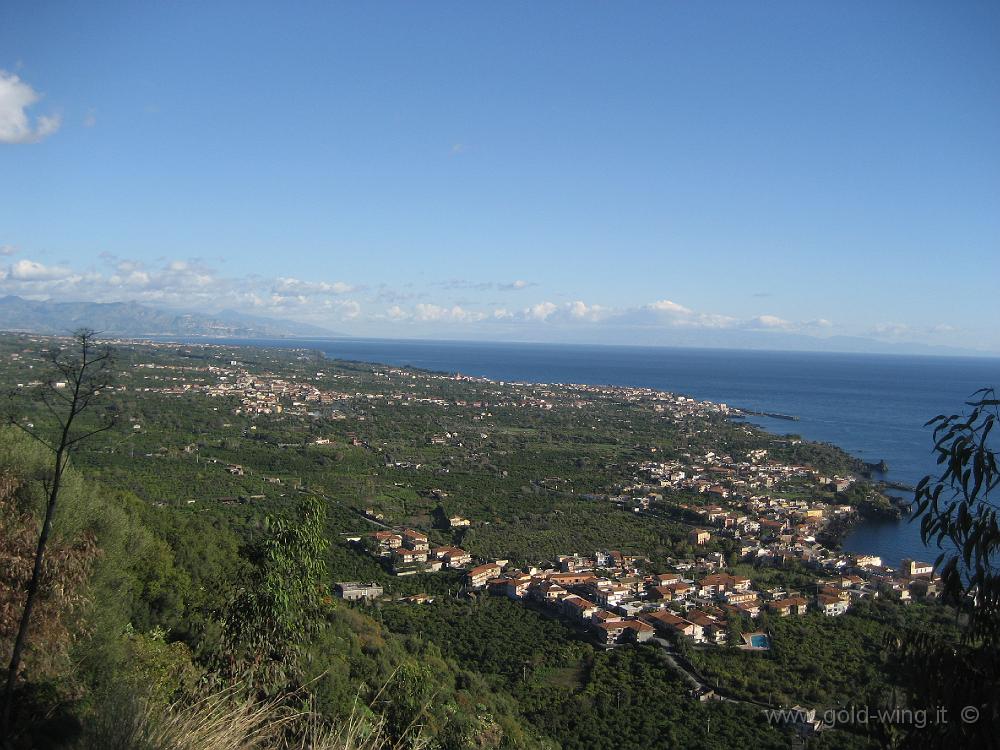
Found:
0,252 -> 979,354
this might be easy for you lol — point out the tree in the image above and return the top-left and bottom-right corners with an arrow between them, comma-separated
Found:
913,388 -> 999,642
219,495 -> 329,692
884,388 -> 999,748
1,330 -> 116,739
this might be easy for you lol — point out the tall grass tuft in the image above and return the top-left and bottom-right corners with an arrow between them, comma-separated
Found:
75,681 -> 430,750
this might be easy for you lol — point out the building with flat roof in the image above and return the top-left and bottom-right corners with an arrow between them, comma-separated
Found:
335,582 -> 384,601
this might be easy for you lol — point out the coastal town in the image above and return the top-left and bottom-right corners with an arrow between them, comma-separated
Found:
345,474 -> 939,651
6,338 -> 935,639
110,342 -> 746,423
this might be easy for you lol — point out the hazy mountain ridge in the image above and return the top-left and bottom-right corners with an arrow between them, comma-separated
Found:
0,296 -> 338,338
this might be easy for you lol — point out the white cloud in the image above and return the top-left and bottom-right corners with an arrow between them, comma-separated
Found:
272,277 -> 355,295
645,299 -> 693,316
441,278 -> 537,292
0,71 -> 61,144
329,299 -> 361,319
694,313 -> 741,329
453,297 -> 742,330
872,322 -> 910,338
0,254 -> 372,330
747,314 -> 793,330
414,304 -> 446,321
109,270 -> 152,286
392,299 -> 611,326
567,300 -> 612,321
413,303 -> 484,323
374,284 -> 420,304
498,279 -> 536,291
625,300 -> 736,329
386,305 -> 410,320
83,109 -> 97,128
9,259 -> 74,281
0,244 -> 16,256
3,253 -> 917,346
527,301 -> 558,321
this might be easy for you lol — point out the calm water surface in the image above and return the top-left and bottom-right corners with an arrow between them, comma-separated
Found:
185,337 -> 1000,567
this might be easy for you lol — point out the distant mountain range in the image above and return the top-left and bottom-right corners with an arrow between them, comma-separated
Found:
0,296 -> 339,339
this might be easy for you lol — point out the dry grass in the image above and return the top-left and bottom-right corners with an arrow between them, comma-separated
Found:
76,680 -> 431,750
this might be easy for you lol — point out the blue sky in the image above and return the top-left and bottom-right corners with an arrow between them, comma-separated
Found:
1,2 -> 998,353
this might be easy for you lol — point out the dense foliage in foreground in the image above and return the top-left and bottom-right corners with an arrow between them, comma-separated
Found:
0,430 -> 793,748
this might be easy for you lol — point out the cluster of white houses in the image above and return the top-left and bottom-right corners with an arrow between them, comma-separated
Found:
124,348 -> 756,474
353,517 -> 942,646
466,562 -> 869,647
140,355 -> 734,431
467,553 -> 943,646
603,449 -> 942,603
130,359 -> 354,418
360,528 -> 473,575
640,449 -> 855,499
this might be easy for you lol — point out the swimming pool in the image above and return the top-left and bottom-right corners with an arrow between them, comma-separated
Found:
750,634 -> 770,649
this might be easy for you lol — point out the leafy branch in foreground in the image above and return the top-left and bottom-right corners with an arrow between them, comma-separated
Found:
913,387 -> 999,643
220,495 -> 330,691
887,388 -> 1000,749
1,329 -> 116,740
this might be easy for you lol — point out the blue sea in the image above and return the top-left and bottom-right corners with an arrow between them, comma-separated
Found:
196,337 -> 1000,567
